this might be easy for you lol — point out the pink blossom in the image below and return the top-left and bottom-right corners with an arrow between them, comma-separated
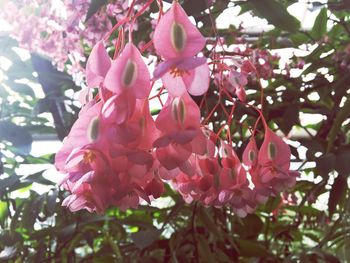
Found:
152,1 -> 209,96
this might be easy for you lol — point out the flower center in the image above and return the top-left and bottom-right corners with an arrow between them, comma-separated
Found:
170,66 -> 188,78
83,150 -> 95,164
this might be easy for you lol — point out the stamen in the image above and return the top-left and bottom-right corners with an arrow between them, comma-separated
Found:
169,66 -> 189,78
83,150 -> 95,164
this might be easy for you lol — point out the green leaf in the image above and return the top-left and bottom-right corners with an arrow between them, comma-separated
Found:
327,97 -> 350,152
197,207 -> 221,238
328,175 -> 347,216
85,0 -> 108,22
130,228 -> 161,249
22,193 -> 45,230
0,121 -> 32,155
22,171 -> 54,185
197,235 -> 216,263
182,0 -> 210,17
6,82 -> 35,97
45,189 -> 58,217
0,230 -> 22,246
328,23 -> 343,39
234,214 -> 264,239
0,175 -> 20,196
32,98 -> 52,115
0,201 -> 8,221
151,108 -> 161,116
315,153 -> 336,178
335,145 -> 350,175
263,196 -> 281,213
249,0 -> 300,32
236,239 -> 269,257
0,36 -> 20,61
280,104 -> 299,135
311,8 -> 328,40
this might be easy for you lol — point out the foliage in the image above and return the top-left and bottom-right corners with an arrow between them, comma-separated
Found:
0,0 -> 350,262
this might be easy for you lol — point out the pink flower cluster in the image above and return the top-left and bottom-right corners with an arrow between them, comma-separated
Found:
55,2 -> 298,216
0,0 -> 133,73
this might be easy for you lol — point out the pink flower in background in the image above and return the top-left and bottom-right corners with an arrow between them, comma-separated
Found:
257,128 -> 298,193
86,41 -> 111,89
242,125 -> 299,204
228,70 -> 248,102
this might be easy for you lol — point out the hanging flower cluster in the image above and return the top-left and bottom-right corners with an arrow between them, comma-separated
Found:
55,1 -> 299,217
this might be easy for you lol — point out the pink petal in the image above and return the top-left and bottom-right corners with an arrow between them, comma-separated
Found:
183,63 -> 210,96
162,62 -> 209,97
102,92 -> 136,124
86,41 -> 111,88
104,43 -> 150,99
156,143 -> 192,170
176,56 -> 207,71
144,178 -> 164,199
258,128 -> 291,168
236,86 -> 246,102
128,150 -> 154,166
155,92 -> 201,136
161,72 -> 187,96
78,87 -> 93,105
153,2 -> 206,59
55,102 -> 103,171
242,137 -> 259,168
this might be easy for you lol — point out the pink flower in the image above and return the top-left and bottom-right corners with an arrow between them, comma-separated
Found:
55,101 -> 105,172
153,2 -> 205,60
257,128 -> 298,192
86,41 -> 111,89
243,127 -> 299,203
104,43 -> 150,99
153,92 -> 206,170
62,171 -> 111,213
152,1 -> 209,96
228,70 -> 247,102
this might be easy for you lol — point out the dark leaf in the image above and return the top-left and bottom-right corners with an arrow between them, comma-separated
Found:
0,175 -> 20,196
85,0 -> 108,22
197,235 -> 216,263
0,121 -> 32,155
0,230 -> 22,246
22,193 -> 45,230
32,98 -> 53,115
335,145 -> 350,175
280,104 -> 299,135
326,95 -> 350,153
315,153 -> 336,178
328,175 -> 347,216
131,228 -> 161,249
234,214 -> 264,239
236,239 -> 269,257
45,189 -> 58,216
311,8 -> 328,39
197,207 -> 221,237
22,171 -> 54,185
6,82 -> 35,97
182,0 -> 210,17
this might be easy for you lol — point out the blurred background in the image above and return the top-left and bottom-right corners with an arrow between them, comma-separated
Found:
0,0 -> 349,262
